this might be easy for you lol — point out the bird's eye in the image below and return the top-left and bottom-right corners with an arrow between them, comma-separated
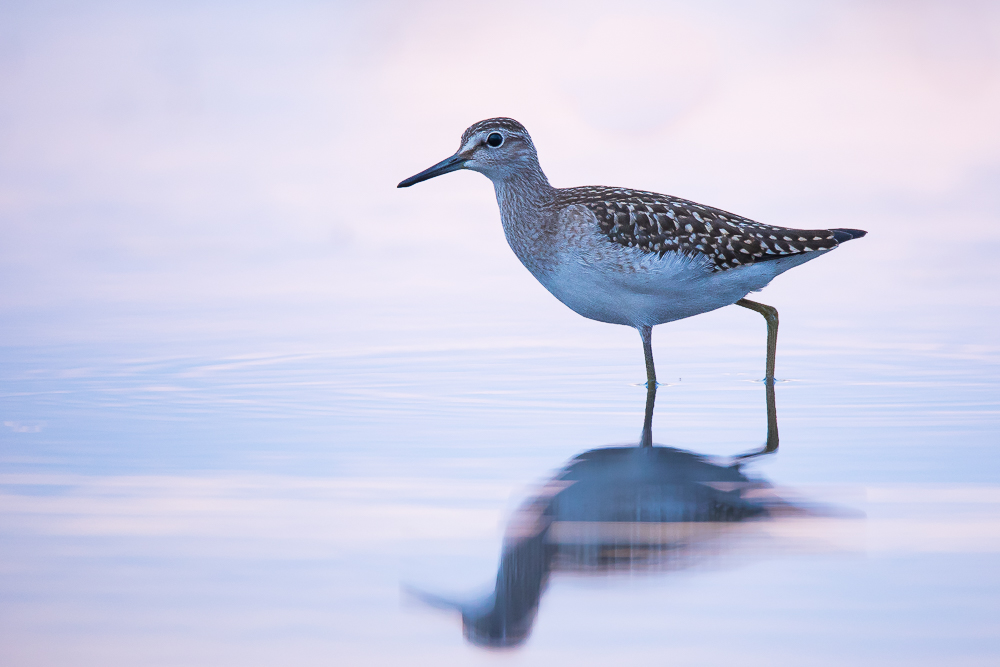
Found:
486,132 -> 504,147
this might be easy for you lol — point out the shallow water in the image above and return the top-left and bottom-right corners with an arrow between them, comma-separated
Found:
2,328 -> 998,665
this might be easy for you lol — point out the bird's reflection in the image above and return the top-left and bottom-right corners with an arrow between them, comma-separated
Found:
415,381 -> 826,648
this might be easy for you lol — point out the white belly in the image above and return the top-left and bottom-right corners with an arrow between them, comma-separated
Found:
532,242 -> 827,328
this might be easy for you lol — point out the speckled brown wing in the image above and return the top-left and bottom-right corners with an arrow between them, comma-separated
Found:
554,187 -> 842,272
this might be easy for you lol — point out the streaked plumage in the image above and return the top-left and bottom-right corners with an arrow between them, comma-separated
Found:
558,186 -> 862,271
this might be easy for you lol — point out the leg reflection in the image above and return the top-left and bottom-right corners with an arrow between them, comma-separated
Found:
734,378 -> 779,461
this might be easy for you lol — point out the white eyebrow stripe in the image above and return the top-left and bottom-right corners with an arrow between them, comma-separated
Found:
460,134 -> 484,153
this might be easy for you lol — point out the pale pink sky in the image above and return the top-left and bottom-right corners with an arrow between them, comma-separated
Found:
0,0 -> 997,351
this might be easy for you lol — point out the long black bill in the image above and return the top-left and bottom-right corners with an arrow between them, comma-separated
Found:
397,154 -> 467,188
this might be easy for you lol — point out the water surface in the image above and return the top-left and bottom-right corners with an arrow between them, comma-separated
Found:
2,329 -> 998,665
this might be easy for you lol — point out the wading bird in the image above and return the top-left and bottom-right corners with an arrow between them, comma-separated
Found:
398,118 -> 865,446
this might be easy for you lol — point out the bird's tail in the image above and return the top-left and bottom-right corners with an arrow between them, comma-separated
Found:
831,228 -> 868,243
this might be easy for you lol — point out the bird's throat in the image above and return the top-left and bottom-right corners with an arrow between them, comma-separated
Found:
493,174 -> 558,275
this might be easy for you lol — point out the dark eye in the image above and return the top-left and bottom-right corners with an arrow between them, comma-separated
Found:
486,132 -> 504,147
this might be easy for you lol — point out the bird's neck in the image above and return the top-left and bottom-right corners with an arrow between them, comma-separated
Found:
492,164 -> 557,273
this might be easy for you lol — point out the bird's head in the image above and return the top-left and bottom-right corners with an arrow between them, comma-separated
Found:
397,118 -> 540,188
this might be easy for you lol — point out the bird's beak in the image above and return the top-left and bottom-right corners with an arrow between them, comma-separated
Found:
397,153 -> 469,188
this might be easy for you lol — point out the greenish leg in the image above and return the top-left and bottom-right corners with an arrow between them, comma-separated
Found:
734,298 -> 780,459
638,325 -> 656,448
736,298 -> 779,383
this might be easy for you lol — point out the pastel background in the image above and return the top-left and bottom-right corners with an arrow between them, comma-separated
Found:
1,1 -> 998,665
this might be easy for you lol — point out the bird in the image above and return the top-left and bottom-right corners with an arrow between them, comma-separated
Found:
398,118 -> 866,446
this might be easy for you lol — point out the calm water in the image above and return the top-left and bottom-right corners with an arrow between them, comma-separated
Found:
1,324 -> 998,665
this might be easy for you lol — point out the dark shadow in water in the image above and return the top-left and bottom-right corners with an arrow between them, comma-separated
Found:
411,381 -> 819,648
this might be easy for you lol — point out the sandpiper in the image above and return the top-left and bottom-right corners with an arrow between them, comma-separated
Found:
398,118 -> 866,446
